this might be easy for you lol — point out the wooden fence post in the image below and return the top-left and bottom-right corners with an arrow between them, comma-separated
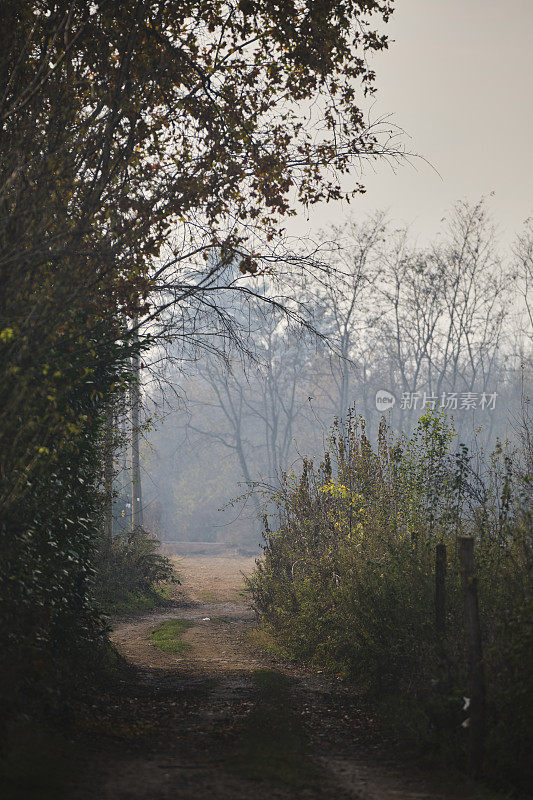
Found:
458,536 -> 486,778
435,543 -> 446,636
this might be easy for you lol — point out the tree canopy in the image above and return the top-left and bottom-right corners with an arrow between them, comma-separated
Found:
0,0 -> 396,718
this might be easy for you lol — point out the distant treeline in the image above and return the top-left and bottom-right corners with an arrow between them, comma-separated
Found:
142,201 -> 532,547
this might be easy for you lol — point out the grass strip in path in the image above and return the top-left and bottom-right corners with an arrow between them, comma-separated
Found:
150,618 -> 194,655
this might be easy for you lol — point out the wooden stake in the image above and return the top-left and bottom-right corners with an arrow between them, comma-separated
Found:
435,543 -> 446,636
458,536 -> 486,778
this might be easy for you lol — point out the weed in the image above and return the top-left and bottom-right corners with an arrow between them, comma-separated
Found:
95,527 -> 178,614
150,618 -> 194,655
246,625 -> 290,660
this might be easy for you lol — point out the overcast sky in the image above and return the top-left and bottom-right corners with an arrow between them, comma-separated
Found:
291,0 -> 533,248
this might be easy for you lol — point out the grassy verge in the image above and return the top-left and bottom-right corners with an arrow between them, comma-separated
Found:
246,623 -> 291,660
150,618 -> 194,654
99,581 -> 176,616
226,669 -> 323,788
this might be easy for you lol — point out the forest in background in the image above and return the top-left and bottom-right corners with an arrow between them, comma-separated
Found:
136,200 -> 532,548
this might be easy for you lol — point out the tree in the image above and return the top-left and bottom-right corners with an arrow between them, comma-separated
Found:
370,201 -> 510,438
1,0 -> 398,702
312,213 -> 386,423
130,322 -> 144,529
184,303 -> 314,534
513,218 -> 533,347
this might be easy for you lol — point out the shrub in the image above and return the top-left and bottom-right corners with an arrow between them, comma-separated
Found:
250,412 -> 533,791
94,526 -> 177,613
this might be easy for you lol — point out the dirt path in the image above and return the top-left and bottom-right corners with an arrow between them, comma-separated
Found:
109,557 -> 261,674
68,556 -> 459,800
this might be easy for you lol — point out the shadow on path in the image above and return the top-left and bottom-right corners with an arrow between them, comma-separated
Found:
66,556 -> 457,800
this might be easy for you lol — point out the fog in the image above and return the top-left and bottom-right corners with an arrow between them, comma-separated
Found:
105,1 -> 533,553
290,0 -> 533,249
114,201 -> 533,551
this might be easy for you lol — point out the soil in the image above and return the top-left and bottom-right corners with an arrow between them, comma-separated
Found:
66,556 -> 463,800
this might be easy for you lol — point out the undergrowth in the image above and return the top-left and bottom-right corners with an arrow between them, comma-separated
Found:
95,526 -> 178,614
249,411 -> 533,794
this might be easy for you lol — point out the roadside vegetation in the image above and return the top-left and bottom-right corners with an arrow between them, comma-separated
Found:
250,411 -> 533,794
95,527 -> 177,615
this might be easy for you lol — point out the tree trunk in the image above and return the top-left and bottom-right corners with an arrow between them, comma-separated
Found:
131,322 -> 143,529
235,436 -> 262,522
103,402 -> 114,549
435,543 -> 446,636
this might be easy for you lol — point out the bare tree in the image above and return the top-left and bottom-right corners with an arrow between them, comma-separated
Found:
372,201 -> 510,438
513,218 -> 533,346
309,214 -> 387,422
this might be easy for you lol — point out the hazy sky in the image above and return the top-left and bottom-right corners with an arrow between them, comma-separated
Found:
291,0 -> 533,248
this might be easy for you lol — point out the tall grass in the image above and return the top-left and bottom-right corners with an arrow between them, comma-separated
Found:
250,411 -> 532,791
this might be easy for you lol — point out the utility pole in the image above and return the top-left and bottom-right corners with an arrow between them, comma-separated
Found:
103,401 -> 114,549
130,319 -> 143,529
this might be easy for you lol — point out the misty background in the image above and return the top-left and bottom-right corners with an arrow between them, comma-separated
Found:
114,1 -> 533,550
110,199 -> 532,550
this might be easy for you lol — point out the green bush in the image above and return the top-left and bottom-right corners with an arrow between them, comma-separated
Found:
250,412 -> 533,792
94,526 -> 177,614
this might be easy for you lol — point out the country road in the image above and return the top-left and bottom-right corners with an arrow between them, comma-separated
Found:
67,556 -> 459,800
